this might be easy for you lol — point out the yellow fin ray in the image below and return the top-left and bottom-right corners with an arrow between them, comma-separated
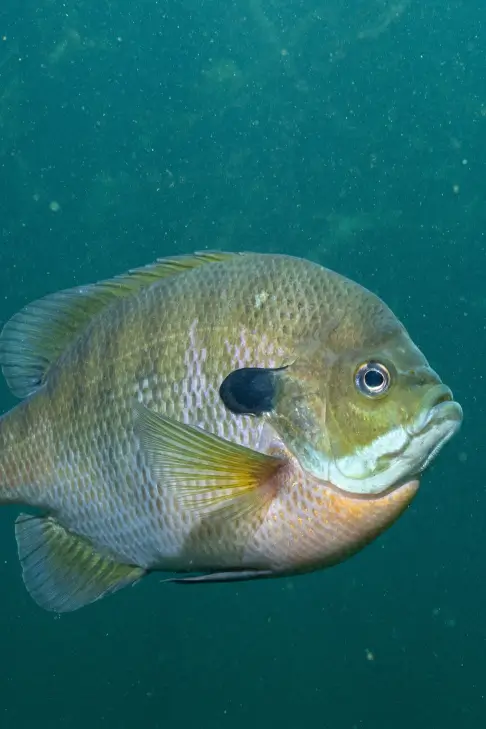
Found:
134,403 -> 283,521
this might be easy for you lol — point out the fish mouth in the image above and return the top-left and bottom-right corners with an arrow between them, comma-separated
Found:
406,384 -> 463,475
407,384 -> 463,438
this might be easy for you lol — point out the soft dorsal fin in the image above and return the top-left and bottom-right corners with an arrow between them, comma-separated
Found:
0,251 -> 238,399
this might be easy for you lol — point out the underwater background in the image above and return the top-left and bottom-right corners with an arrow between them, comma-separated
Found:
0,1 -> 484,727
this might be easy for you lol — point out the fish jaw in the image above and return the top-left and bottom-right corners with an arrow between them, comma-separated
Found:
243,475 -> 419,574
299,393 -> 462,496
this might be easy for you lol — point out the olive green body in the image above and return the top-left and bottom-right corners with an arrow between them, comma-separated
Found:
0,252 -> 461,611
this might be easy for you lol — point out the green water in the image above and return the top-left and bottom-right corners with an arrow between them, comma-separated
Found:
0,1 -> 483,727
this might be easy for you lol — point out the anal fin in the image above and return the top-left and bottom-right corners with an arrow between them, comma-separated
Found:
15,513 -> 145,612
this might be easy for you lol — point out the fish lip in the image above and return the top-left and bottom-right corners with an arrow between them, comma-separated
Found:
407,384 -> 462,437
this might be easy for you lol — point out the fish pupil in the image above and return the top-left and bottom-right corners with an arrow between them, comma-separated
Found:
364,368 -> 384,389
219,367 -> 281,416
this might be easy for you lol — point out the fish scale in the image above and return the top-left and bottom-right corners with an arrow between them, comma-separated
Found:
0,251 -> 461,611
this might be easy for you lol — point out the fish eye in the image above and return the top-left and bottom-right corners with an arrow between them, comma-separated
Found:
354,361 -> 391,398
219,367 -> 283,416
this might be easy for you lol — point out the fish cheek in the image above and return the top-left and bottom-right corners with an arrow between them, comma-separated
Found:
330,387 -> 405,459
269,377 -> 327,457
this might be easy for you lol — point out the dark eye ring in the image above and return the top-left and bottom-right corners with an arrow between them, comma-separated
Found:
355,361 -> 391,398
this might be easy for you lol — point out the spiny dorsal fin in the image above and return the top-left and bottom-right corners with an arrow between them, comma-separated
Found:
0,250 -> 238,399
15,513 -> 145,612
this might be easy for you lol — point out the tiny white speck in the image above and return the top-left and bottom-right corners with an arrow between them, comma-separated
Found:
254,291 -> 269,309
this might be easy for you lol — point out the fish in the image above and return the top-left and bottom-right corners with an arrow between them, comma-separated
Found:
0,251 -> 462,612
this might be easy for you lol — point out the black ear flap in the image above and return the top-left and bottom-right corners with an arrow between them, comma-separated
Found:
219,367 -> 286,416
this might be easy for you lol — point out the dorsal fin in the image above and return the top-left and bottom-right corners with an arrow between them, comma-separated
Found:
0,250 -> 238,399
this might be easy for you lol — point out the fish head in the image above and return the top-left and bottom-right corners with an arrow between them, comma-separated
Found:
269,302 -> 463,495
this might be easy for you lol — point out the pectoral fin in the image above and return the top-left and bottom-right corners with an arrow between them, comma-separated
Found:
15,514 -> 145,612
134,402 -> 285,523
